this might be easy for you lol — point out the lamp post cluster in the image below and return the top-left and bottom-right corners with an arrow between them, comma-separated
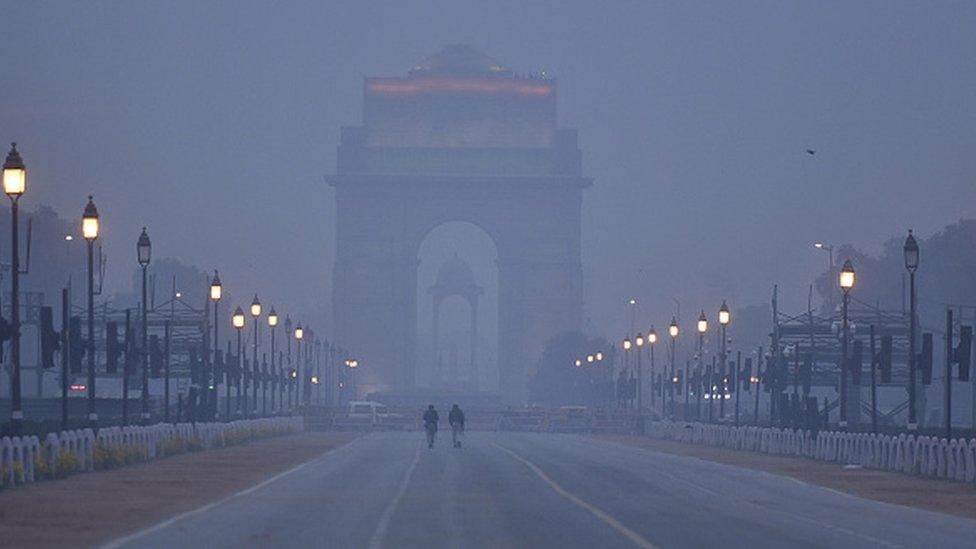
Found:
830,230 -> 918,432
216,280 -> 358,421
0,142 -> 363,433
576,302 -> 734,424
566,232 -> 921,432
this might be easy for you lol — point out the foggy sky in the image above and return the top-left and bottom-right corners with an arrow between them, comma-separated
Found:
2,1 -> 974,341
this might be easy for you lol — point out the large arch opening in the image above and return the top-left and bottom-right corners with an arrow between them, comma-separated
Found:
415,221 -> 499,395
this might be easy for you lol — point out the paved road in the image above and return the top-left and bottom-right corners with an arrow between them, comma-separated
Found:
107,431 -> 976,549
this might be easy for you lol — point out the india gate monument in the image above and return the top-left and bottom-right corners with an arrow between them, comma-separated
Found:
330,45 -> 589,404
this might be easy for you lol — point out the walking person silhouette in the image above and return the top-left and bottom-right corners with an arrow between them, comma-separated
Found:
423,404 -> 439,448
449,404 -> 465,448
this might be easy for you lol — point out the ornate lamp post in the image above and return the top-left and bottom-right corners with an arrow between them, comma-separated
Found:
294,323 -> 304,407
284,315 -> 293,410
668,317 -> 679,419
635,332 -> 645,411
346,358 -> 359,399
249,295 -> 261,417
137,228 -> 151,422
82,196 -> 100,427
839,259 -> 856,429
232,306 -> 245,418
209,271 -> 222,419
904,230 -> 920,430
697,311 -> 708,421
718,301 -> 731,419
268,307 -> 278,414
648,327 -> 657,411
622,338 -> 631,408
4,143 -> 26,434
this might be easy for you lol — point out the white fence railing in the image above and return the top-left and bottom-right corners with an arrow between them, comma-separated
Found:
646,421 -> 976,483
0,417 -> 303,487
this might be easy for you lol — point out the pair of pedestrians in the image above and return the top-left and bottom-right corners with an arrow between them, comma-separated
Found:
423,404 -> 465,448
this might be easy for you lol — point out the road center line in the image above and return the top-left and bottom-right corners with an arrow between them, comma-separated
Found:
367,444 -> 422,549
493,443 -> 659,549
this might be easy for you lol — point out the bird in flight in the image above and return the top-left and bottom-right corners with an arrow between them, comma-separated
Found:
806,149 -> 816,155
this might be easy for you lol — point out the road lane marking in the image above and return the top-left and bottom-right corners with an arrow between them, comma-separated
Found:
570,436 -> 902,548
100,436 -> 365,549
367,444 -> 422,549
494,443 -> 659,549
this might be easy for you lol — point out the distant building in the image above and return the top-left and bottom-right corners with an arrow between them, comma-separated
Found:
330,45 -> 590,403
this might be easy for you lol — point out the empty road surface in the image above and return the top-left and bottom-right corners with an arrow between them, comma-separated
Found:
106,431 -> 976,549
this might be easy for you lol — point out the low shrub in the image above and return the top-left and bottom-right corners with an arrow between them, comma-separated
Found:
161,435 -> 186,456
33,453 -> 51,480
220,422 -> 298,447
186,436 -> 204,452
12,462 -> 25,484
55,449 -> 82,478
160,434 -> 205,457
94,442 -> 147,470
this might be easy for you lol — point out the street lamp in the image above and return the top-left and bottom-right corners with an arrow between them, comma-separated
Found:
82,196 -> 99,426
209,271 -> 222,420
628,298 -> 638,333
4,143 -> 26,434
586,354 -> 594,363
839,258 -> 855,429
345,357 -> 359,399
718,302 -> 731,327
232,306 -> 245,418
904,230 -> 920,430
283,316 -> 292,409
648,327 -> 658,411
621,338 -> 631,409
815,242 -> 836,310
697,311 -> 707,422
250,295 -> 261,417
136,228 -> 151,422
635,333 -> 645,411
595,352 -> 603,361
668,317 -> 679,419
718,301 -> 731,420
295,323 -> 304,407
575,358 -> 582,368
268,307 -> 278,414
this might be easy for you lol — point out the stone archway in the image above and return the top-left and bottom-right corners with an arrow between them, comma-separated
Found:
427,253 -> 484,390
329,45 -> 589,403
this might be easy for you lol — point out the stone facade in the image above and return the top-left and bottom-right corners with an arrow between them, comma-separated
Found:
329,46 -> 589,403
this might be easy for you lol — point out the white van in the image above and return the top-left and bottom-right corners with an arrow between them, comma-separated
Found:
347,401 -> 388,424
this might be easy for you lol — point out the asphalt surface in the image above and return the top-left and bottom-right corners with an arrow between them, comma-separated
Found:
106,431 -> 976,549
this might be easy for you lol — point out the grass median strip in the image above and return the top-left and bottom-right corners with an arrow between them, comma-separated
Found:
0,432 -> 359,548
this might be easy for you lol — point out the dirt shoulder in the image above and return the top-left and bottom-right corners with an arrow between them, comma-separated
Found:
600,435 -> 976,521
0,431 -> 360,548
